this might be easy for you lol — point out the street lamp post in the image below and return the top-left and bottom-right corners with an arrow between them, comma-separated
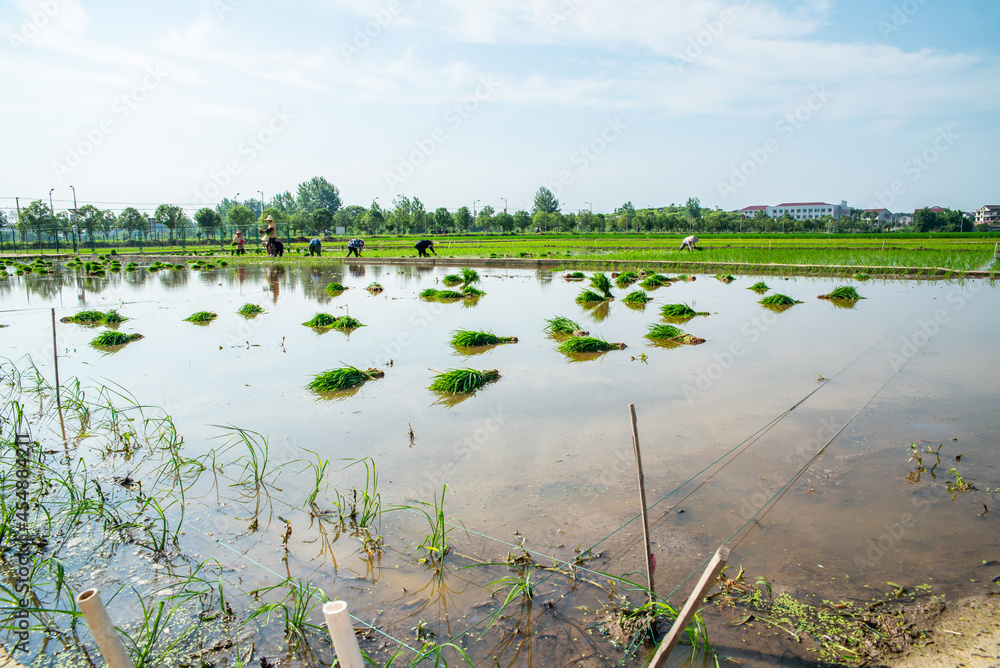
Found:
473,199 -> 480,218
257,190 -> 265,218
501,197 -> 507,215
69,185 -> 79,253
48,188 -> 55,253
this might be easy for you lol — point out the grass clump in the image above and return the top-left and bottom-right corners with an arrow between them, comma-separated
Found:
422,289 -> 465,300
715,274 -> 735,283
660,303 -> 709,318
125,262 -> 138,271
308,366 -> 384,392
324,282 -> 347,293
639,274 -> 671,289
544,316 -> 587,336
91,330 -> 143,347
442,274 -> 463,286
237,303 -> 265,317
615,271 -> 640,288
460,267 -> 480,285
821,286 -> 864,300
429,368 -> 500,393
462,285 -> 486,297
563,271 -> 586,280
184,311 -> 218,323
589,272 -> 613,299
303,313 -> 338,328
367,282 -> 384,293
61,310 -> 106,324
760,294 -> 801,307
331,315 -> 364,330
576,289 -> 608,303
557,337 -> 626,353
450,330 -> 518,347
647,324 -> 706,345
102,310 -> 127,324
748,281 -> 770,293
854,272 -> 871,281
622,290 -> 652,305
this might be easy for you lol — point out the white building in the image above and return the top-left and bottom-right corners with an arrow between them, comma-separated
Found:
771,201 -> 849,220
975,205 -> 1000,226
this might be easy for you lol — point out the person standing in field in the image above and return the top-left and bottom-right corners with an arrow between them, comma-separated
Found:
415,239 -> 436,257
260,215 -> 278,256
346,238 -> 364,257
679,235 -> 699,251
233,230 -> 245,255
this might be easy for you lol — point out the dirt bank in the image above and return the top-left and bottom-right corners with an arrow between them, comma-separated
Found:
887,595 -> 1000,667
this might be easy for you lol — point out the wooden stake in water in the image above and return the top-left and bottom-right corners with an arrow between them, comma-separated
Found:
648,546 -> 730,668
51,308 -> 66,442
77,589 -> 135,668
628,403 -> 656,601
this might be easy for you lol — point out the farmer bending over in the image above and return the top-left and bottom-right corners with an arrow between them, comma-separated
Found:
415,239 -> 436,257
679,235 -> 699,251
308,238 -> 322,256
346,238 -> 364,257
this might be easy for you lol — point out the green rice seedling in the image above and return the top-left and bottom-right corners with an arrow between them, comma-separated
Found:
564,271 -> 586,280
434,290 -> 465,300
646,323 -> 705,344
303,313 -> 338,328
184,311 -> 218,323
366,282 -> 384,293
749,281 -> 770,292
91,330 -> 143,347
61,310 -> 106,324
821,286 -> 864,300
576,289 -> 607,303
589,272 -> 613,299
544,315 -> 587,335
429,368 -> 500,393
854,272 -> 871,281
557,336 -> 625,353
450,329 -> 517,347
442,274 -> 463,286
308,366 -> 384,392
716,273 -> 735,283
407,485 -> 467,566
324,282 -> 347,292
461,285 -> 485,297
237,303 -> 265,317
460,266 -> 480,285
102,309 -> 128,324
676,274 -> 696,281
639,274 -> 671,289
330,315 -> 363,330
760,293 -> 801,307
615,271 -> 639,288
622,290 -> 652,304
246,578 -> 328,652
660,303 -> 709,318
420,288 -> 440,298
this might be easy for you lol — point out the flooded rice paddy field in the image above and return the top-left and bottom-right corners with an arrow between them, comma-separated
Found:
1,260 -> 998,667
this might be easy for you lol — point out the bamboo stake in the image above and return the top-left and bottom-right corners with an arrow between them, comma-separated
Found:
628,403 -> 655,601
323,600 -> 364,668
76,589 -> 135,668
51,309 -> 66,443
648,546 -> 730,668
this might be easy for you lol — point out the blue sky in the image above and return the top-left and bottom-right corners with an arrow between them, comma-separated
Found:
1,0 -> 998,220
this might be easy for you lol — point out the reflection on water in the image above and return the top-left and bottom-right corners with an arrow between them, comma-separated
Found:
1,261 -> 998,667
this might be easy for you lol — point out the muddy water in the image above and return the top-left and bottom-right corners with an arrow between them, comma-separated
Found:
2,261 -> 998,666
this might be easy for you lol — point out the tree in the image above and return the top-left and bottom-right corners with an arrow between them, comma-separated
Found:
476,205 -> 494,231
194,208 -> 222,240
226,205 -> 255,231
494,211 -> 514,233
533,186 -> 560,214
271,190 -> 297,213
615,202 -> 636,234
296,176 -> 341,214
362,200 -> 384,235
0,210 -> 8,246
99,210 -> 116,239
686,197 -> 701,222
18,200 -> 52,245
432,207 -> 453,232
118,207 -> 147,239
334,205 -> 365,232
154,204 -> 188,242
312,208 -> 334,234
215,197 -> 240,220
389,194 -> 413,233
258,207 -> 289,235
513,210 -> 531,232
454,206 -> 473,232
75,204 -> 104,240
411,197 -> 427,234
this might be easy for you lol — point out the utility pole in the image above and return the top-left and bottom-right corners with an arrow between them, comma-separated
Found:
501,197 -> 507,214
48,188 -> 55,253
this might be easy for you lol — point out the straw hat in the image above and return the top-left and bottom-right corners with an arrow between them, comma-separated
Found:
266,215 -> 275,222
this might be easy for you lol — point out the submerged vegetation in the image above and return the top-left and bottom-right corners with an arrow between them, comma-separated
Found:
429,368 -> 500,393
450,329 -> 518,347
308,366 -> 384,392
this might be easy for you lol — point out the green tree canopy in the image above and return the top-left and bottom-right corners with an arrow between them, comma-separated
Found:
432,207 -> 453,231
494,211 -> 514,233
513,210 -> 531,231
17,200 -> 52,243
533,186 -> 560,214
194,208 -> 223,239
454,206 -> 473,231
226,205 -> 254,230
118,207 -> 147,239
154,204 -> 189,242
296,176 -> 341,214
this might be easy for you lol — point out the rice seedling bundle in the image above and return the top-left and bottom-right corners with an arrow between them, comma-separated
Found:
715,274 -> 735,283
237,304 -> 265,317
91,331 -> 143,347
420,288 -> 441,298
821,286 -> 864,300
429,368 -> 500,393
325,282 -> 347,292
564,271 -> 586,280
760,294 -> 800,307
308,366 -> 384,392
749,281 -> 770,292
646,323 -> 705,345
184,311 -> 218,323
450,329 -> 518,347
675,274 -> 696,281
622,290 -> 652,305
589,272 -> 613,298
102,310 -> 128,324
576,289 -> 607,303
442,274 -> 463,286
639,274 -> 671,289
659,303 -> 707,318
61,310 -> 106,324
854,273 -> 871,281
366,282 -> 384,293
125,262 -> 138,271
303,313 -> 338,327
462,286 -> 486,297
428,289 -> 465,300
615,271 -> 640,288
544,316 -> 586,335
331,315 -> 364,330
557,337 -> 626,353
460,267 -> 480,285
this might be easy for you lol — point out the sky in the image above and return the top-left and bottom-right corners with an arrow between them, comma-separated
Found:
1,0 -> 998,221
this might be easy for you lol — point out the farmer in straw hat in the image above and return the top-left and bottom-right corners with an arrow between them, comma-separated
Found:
260,215 -> 278,256
679,235 -> 700,251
